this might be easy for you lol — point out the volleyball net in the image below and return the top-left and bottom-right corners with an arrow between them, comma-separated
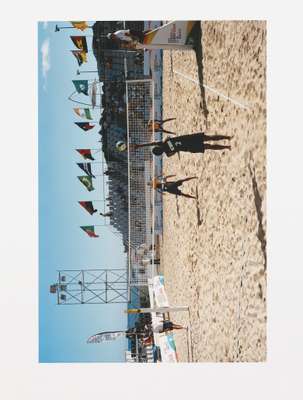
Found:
125,79 -> 159,299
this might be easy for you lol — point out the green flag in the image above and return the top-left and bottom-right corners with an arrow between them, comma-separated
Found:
73,108 -> 93,120
72,80 -> 89,95
78,175 -> 94,191
80,225 -> 99,238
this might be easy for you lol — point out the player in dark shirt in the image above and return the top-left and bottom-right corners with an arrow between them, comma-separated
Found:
134,132 -> 232,157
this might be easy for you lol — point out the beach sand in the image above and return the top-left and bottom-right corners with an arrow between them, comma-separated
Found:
160,21 -> 266,362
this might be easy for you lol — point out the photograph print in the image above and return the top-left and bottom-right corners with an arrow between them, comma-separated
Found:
39,20 -> 266,362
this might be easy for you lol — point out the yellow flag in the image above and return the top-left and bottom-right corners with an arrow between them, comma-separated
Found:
80,51 -> 87,62
71,21 -> 89,31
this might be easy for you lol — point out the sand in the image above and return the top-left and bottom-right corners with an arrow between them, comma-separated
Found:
160,21 -> 266,362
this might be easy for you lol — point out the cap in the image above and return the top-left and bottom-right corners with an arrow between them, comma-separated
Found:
107,33 -> 112,39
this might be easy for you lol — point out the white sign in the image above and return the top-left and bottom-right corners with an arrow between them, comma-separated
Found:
158,333 -> 178,362
153,275 -> 170,307
137,21 -> 198,50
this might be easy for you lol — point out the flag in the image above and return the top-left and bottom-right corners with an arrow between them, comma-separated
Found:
70,21 -> 89,31
80,225 -> 99,238
72,80 -> 89,95
78,201 -> 97,215
72,50 -> 87,66
87,331 -> 125,343
78,176 -> 94,191
75,122 -> 95,131
70,36 -> 88,52
76,149 -> 95,161
73,108 -> 93,120
77,163 -> 95,178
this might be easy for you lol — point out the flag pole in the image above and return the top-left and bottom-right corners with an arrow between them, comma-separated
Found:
76,120 -> 99,123
86,174 -> 104,177
77,69 -> 98,75
78,200 -> 107,202
55,25 -> 74,31
93,225 -> 110,227
73,105 -> 98,111
55,24 -> 93,32
75,148 -> 102,151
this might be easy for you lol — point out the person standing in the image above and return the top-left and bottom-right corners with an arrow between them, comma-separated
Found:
107,29 -> 150,44
148,176 -> 197,199
153,320 -> 186,333
147,118 -> 177,135
134,132 -> 232,157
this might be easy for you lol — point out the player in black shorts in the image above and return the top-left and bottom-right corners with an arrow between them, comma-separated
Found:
153,320 -> 185,333
147,117 -> 177,135
148,175 -> 197,199
134,132 -> 232,157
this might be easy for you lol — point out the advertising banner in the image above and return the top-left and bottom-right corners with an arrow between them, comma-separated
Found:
158,332 -> 178,362
153,275 -> 170,307
137,21 -> 198,50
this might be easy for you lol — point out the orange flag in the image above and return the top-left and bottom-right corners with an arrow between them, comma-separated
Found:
70,21 -> 89,31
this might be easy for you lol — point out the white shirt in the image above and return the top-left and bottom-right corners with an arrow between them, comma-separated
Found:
114,29 -> 132,42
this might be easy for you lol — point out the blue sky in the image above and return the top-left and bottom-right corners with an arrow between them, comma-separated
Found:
38,21 -> 128,362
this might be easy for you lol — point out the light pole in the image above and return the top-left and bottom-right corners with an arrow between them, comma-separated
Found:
77,69 -> 98,75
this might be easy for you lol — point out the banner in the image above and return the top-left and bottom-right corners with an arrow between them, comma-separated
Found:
71,50 -> 87,66
72,80 -> 89,95
71,21 -> 89,31
75,122 -> 95,131
70,36 -> 88,52
80,225 -> 99,238
153,275 -> 170,307
157,333 -> 178,363
137,21 -> 198,50
87,331 -> 125,343
78,175 -> 94,191
77,162 -> 95,178
78,201 -> 97,215
76,149 -> 95,160
73,108 -> 93,120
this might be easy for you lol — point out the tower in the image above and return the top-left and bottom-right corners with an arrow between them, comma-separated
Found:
50,269 -> 129,304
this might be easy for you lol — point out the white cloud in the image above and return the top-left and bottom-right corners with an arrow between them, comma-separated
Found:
41,38 -> 51,89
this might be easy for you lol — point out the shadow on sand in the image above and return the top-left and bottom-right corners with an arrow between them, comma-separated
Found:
192,22 -> 210,127
175,195 -> 180,218
195,186 -> 203,226
248,157 -> 267,271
